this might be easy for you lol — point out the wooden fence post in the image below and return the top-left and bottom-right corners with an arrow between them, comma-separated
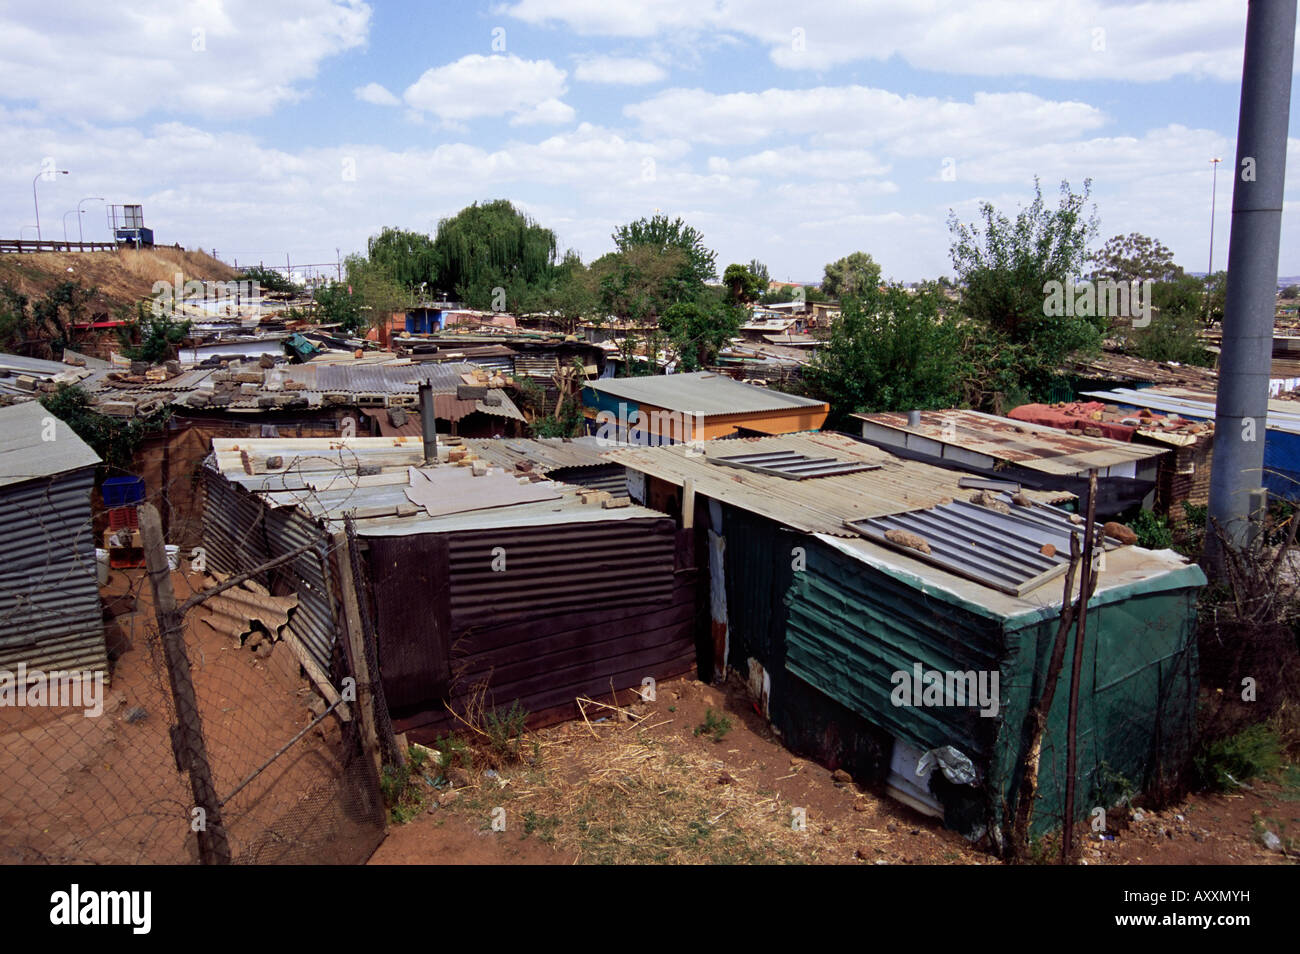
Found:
137,503 -> 232,864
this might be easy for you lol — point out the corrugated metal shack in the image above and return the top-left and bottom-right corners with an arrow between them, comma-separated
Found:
855,409 -> 1169,518
202,436 -> 697,740
584,371 -> 830,441
608,432 -> 1205,839
0,402 -> 107,676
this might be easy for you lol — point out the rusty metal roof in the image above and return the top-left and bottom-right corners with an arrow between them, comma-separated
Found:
854,409 -> 1167,475
605,431 -> 1070,536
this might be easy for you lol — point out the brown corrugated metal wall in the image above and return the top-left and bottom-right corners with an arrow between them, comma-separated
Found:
367,517 -> 698,731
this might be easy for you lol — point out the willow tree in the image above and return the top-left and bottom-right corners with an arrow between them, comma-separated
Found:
431,200 -> 558,310
367,227 -> 438,293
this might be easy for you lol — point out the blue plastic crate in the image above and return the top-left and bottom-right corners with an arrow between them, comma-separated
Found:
102,476 -> 145,508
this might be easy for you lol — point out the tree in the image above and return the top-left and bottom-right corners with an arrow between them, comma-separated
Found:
313,280 -> 363,332
821,252 -> 882,300
722,263 -> 765,305
1282,284 -> 1300,300
1091,232 -> 1183,284
1126,274 -> 1215,366
117,301 -> 191,363
748,259 -> 770,286
431,199 -> 558,309
660,295 -> 744,371
612,214 -> 717,288
367,227 -> 439,291
528,251 -> 599,334
592,245 -> 692,323
241,265 -> 296,294
804,284 -> 963,427
948,177 -> 1102,396
341,255 -> 410,334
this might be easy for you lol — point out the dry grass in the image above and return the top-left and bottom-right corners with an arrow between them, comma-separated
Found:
0,247 -> 238,311
438,701 -> 836,865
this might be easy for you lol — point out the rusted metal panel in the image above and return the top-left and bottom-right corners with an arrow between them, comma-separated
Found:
366,534 -> 450,710
367,516 -> 692,723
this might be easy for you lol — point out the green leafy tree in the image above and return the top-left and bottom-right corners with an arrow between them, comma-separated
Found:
592,245 -> 692,323
948,177 -> 1102,398
660,295 -> 744,371
722,263 -> 765,304
117,301 -> 191,363
804,284 -> 963,427
1127,274 -> 1215,366
39,384 -> 168,471
611,214 -> 717,289
367,227 -> 439,291
526,251 -> 599,334
821,252 -> 882,300
431,199 -> 558,309
341,255 -> 410,334
241,265 -> 296,294
1091,232 -> 1184,284
1281,284 -> 1300,300
748,259 -> 770,286
313,280 -> 363,332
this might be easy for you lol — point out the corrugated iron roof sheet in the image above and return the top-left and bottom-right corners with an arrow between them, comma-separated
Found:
585,371 -> 827,416
606,431 -> 1070,536
854,409 -> 1167,474
207,435 -> 659,537
0,402 -> 101,488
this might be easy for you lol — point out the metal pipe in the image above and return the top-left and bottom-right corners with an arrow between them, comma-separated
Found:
419,380 -> 438,464
1206,0 -> 1297,572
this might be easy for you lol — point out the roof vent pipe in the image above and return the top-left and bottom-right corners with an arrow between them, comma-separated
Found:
907,409 -> 921,428
419,381 -> 438,465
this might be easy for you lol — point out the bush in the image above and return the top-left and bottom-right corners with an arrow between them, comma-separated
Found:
1193,724 -> 1283,792
1129,510 -> 1173,550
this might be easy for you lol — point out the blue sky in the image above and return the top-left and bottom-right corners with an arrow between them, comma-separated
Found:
1,1 -> 1297,282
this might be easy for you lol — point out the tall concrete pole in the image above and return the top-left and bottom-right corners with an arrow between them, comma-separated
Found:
1206,0 -> 1297,574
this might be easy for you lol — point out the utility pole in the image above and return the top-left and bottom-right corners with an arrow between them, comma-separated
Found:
1206,0 -> 1297,573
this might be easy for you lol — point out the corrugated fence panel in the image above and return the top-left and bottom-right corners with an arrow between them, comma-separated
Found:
202,467 -> 339,675
263,506 -> 342,676
0,469 -> 106,674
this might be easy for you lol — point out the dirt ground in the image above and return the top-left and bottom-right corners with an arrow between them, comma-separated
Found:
0,564 -> 366,864
371,675 -> 1299,866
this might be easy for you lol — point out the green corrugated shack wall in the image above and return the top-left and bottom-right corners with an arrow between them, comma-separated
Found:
717,504 -> 1203,838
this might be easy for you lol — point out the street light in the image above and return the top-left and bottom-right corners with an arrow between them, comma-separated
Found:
1208,157 -> 1222,276
31,168 -> 69,241
77,196 -> 104,244
62,210 -> 77,245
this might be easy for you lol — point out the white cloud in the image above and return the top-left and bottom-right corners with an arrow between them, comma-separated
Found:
403,54 -> 573,125
708,146 -> 890,180
573,55 -> 667,85
0,0 -> 371,120
510,97 -> 577,125
627,86 -> 1107,152
505,0 -> 1258,82
354,82 -> 399,106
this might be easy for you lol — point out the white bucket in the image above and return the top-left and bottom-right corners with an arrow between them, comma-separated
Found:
95,548 -> 109,585
165,544 -> 180,571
